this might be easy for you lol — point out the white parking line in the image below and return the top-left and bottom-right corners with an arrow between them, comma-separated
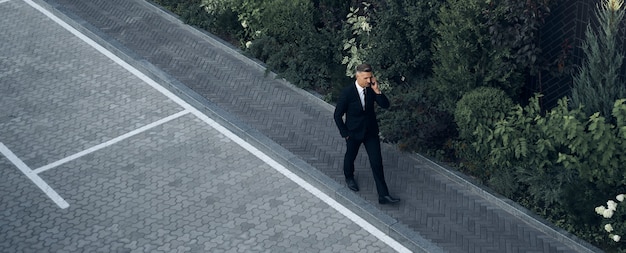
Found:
22,0 -> 194,112
0,143 -> 70,209
33,110 -> 190,174
0,0 -> 12,4
22,0 -> 411,252
0,110 -> 189,209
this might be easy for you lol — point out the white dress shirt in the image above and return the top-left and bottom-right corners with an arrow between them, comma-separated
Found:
355,81 -> 366,110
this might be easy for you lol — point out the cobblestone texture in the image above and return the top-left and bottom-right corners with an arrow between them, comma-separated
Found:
0,1 -> 396,252
0,0 -> 605,251
0,0 -> 181,168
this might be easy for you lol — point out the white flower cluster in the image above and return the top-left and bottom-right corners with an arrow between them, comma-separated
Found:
595,194 -> 626,242
596,200 -> 618,218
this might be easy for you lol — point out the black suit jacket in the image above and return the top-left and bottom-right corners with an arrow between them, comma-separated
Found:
334,84 -> 390,140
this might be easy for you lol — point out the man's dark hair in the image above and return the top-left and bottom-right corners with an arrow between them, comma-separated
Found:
355,64 -> 372,73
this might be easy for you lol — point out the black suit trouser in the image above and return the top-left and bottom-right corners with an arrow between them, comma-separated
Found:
343,134 -> 390,197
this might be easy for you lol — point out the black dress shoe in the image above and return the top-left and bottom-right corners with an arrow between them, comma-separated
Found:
378,195 -> 400,204
345,178 -> 359,192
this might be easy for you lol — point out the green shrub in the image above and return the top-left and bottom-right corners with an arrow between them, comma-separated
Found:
454,87 -> 513,142
150,0 -> 241,41
361,0 -> 442,83
477,95 -> 626,249
431,0 -> 522,113
452,87 -> 513,181
571,0 -> 626,118
378,80 -> 456,154
234,0 -> 349,93
483,0 -> 559,76
340,1 -> 442,89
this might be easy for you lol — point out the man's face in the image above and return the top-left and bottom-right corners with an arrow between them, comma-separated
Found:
355,71 -> 373,88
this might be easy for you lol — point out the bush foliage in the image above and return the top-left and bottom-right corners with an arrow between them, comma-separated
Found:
453,87 -> 513,181
151,0 -> 626,250
431,0 -> 522,113
571,0 -> 626,118
361,0 -> 441,82
474,96 -> 626,247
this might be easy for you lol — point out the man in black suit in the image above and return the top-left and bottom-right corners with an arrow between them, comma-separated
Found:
333,64 -> 400,204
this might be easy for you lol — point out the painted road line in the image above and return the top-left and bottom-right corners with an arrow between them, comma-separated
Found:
22,0 -> 194,112
0,0 -> 12,4
189,109 -> 413,253
0,142 -> 70,209
33,110 -> 190,174
23,1 -> 410,251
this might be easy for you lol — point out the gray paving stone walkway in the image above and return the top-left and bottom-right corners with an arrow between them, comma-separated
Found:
0,0 -> 605,252
0,0 -> 406,252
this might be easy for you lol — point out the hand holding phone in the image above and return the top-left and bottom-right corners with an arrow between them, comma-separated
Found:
370,76 -> 381,94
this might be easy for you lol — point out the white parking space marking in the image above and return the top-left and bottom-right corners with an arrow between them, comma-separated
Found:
21,0 -> 410,251
0,0 -> 12,4
33,110 -> 190,174
0,143 -> 70,209
0,110 -> 189,209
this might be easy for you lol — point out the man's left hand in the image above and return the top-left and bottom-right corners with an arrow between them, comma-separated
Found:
371,77 -> 381,94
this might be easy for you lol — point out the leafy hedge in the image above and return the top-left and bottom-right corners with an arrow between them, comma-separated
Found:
473,96 -> 626,248
149,0 -> 626,250
241,0 -> 349,93
453,87 -> 513,181
432,0 -> 519,112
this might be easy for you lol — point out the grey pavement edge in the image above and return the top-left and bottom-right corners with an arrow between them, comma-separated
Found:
32,0 -> 603,252
411,154 -> 602,252
30,0 -> 439,252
